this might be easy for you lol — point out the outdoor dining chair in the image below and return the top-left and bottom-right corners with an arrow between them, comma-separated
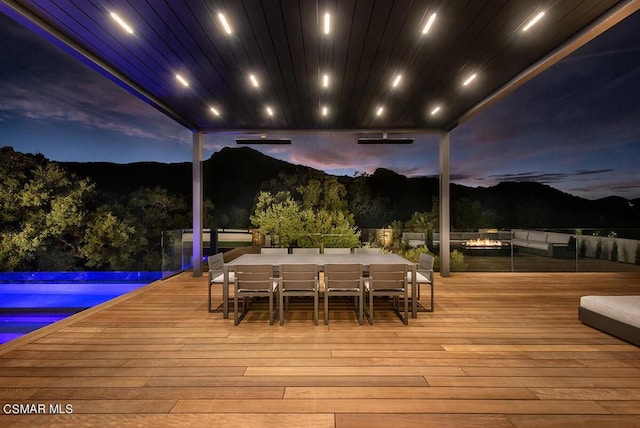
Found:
207,252 -> 233,312
354,247 -> 381,254
278,264 -> 319,325
365,263 -> 409,325
291,248 -> 320,254
323,263 -> 364,325
322,248 -> 351,254
413,253 -> 434,312
233,264 -> 278,325
260,247 -> 288,254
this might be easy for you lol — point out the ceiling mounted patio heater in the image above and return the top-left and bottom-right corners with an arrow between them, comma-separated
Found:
236,135 -> 291,144
357,133 -> 413,144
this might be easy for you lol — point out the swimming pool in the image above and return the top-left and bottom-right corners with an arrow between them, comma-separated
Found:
0,272 -> 162,345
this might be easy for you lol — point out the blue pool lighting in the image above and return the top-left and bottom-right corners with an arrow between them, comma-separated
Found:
0,271 -> 162,345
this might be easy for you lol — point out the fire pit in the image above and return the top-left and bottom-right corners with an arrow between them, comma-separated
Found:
462,238 -> 510,256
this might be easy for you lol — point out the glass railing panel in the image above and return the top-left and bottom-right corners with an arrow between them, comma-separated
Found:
161,228 -> 213,277
575,229 -> 640,272
424,228 -> 640,273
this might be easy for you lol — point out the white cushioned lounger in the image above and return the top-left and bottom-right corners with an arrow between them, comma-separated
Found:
579,295 -> 640,347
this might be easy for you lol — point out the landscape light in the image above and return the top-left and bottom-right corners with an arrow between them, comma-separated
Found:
218,13 -> 232,34
522,11 -> 545,32
110,12 -> 134,34
175,74 -> 189,87
422,13 -> 436,34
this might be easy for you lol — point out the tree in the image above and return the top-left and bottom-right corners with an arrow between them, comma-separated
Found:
250,181 -> 361,248
82,210 -> 137,269
250,191 -> 306,247
347,172 -> 390,226
453,198 -> 496,230
0,160 -> 97,270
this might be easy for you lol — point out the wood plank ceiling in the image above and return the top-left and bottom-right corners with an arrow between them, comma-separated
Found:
0,0 -> 629,132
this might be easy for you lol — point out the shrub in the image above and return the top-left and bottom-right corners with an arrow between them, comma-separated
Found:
401,247 -> 466,272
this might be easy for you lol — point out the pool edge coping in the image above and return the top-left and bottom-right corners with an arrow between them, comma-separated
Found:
0,273 -> 186,356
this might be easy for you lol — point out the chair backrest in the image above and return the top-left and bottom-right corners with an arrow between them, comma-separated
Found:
418,253 -> 434,271
324,264 -> 363,290
260,247 -> 288,254
323,248 -> 351,254
354,247 -> 380,254
235,265 -> 274,291
208,252 -> 224,272
280,264 -> 318,291
367,264 -> 407,291
291,248 -> 320,254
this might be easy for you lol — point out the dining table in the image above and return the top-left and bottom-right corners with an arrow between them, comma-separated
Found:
222,252 -> 418,320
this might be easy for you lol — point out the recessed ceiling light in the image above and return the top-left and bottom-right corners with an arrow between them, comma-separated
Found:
463,73 -> 477,86
249,74 -> 259,88
110,12 -> 134,34
266,106 -> 274,116
522,11 -> 545,32
431,106 -> 441,116
210,106 -> 220,117
422,12 -> 436,34
322,106 -> 328,116
324,12 -> 331,34
392,74 -> 402,88
218,13 -> 232,34
376,106 -> 384,116
175,74 -> 189,87
322,73 -> 329,88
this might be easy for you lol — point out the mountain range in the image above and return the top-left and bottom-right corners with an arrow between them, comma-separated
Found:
62,147 -> 639,231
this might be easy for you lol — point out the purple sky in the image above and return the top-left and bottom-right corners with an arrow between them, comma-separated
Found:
0,10 -> 638,201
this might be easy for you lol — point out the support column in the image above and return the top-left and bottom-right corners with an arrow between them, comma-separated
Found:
192,131 -> 203,277
439,132 -> 451,277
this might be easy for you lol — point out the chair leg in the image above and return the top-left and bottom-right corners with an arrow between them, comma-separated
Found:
368,291 -> 374,325
430,283 -> 434,312
234,293 -> 239,325
404,293 -> 409,325
279,290 -> 285,325
324,292 -> 329,325
208,284 -> 212,312
314,292 -> 318,325
269,293 -> 274,325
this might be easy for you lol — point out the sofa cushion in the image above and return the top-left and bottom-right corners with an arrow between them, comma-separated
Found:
527,231 -> 548,242
526,241 -> 550,251
546,232 -> 571,244
580,295 -> 640,328
513,230 -> 529,240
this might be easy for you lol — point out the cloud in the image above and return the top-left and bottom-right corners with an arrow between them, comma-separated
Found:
487,169 -> 614,184
0,13 -> 187,145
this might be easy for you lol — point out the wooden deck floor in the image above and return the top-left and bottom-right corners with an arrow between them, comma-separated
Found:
1,271 -> 640,427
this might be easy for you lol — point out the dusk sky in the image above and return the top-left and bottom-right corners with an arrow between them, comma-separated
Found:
0,10 -> 638,201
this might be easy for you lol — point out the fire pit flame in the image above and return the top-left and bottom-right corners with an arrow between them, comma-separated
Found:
464,238 -> 504,247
